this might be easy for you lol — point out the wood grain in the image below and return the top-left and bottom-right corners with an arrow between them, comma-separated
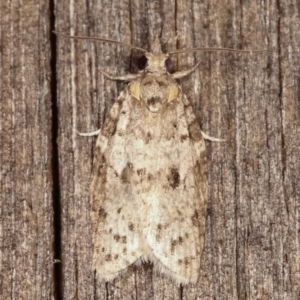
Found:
0,0 -> 54,299
1,0 -> 300,299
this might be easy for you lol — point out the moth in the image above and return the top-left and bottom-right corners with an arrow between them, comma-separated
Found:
56,32 -> 262,285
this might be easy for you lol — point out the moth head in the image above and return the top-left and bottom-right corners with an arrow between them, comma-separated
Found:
53,32 -> 263,78
137,53 -> 174,74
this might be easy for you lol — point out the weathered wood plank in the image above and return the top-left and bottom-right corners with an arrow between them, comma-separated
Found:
0,0 -> 54,299
54,0 -> 300,299
5,0 -> 300,299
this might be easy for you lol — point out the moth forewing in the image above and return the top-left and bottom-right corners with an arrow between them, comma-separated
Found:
88,42 -> 208,285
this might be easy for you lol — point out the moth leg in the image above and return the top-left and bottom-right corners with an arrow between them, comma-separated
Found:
201,131 -> 225,142
77,129 -> 101,136
100,69 -> 138,81
171,61 -> 201,79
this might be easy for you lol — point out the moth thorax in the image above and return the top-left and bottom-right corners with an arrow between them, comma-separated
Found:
139,74 -> 178,113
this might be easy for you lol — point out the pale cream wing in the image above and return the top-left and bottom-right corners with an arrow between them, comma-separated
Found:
91,90 -> 144,281
141,94 -> 207,284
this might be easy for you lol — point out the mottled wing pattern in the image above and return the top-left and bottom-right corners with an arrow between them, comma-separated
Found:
91,90 -> 144,281
141,93 -> 207,284
91,80 -> 207,284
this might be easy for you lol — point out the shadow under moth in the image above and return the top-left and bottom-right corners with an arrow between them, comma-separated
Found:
56,32 -> 262,285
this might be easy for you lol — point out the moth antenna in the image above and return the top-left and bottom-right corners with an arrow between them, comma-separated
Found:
53,31 -> 147,53
169,47 -> 266,55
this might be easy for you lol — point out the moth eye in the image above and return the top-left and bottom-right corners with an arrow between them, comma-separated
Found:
165,58 -> 174,73
137,55 -> 148,70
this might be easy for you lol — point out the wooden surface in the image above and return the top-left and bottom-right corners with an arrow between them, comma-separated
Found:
0,0 -> 54,299
1,0 -> 300,299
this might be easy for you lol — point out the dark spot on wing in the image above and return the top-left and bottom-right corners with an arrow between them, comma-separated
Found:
128,223 -> 134,231
148,173 -> 154,181
102,114 -> 118,138
116,98 -> 124,107
114,254 -> 119,260
191,210 -> 199,227
117,208 -> 122,214
137,168 -> 146,177
167,167 -> 180,189
145,132 -> 152,143
114,234 -> 120,242
123,247 -> 127,254
183,101 -> 191,108
111,126 -> 117,136
121,236 -> 127,243
171,240 -> 177,254
121,163 -> 134,183
95,155 -> 106,178
178,236 -> 184,245
105,254 -> 112,262
156,224 -> 163,241
178,259 -> 183,265
98,208 -> 107,220
188,119 -> 202,141
185,258 -> 190,266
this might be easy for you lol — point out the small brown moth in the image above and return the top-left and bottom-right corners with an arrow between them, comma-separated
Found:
56,32 -> 263,285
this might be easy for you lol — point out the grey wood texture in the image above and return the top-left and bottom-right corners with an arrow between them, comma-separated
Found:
1,0 -> 300,299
